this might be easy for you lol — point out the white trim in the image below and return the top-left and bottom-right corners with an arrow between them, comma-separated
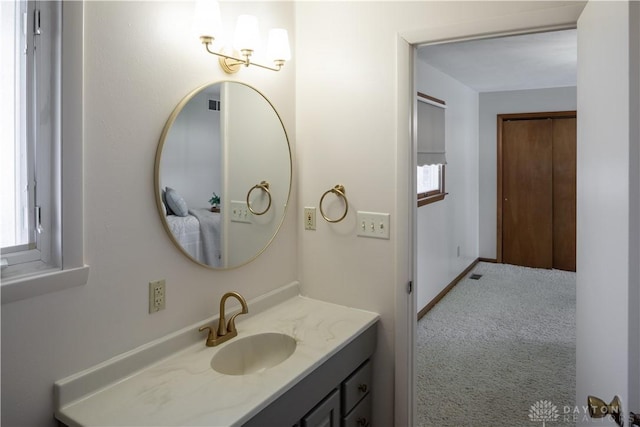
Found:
394,33 -> 415,427
416,96 -> 447,109
403,3 -> 585,46
0,1 -> 88,303
1,265 -> 89,304
1,248 -> 41,265
60,0 -> 84,270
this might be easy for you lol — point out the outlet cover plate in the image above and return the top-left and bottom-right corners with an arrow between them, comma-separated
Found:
149,280 -> 166,313
304,207 -> 316,230
356,211 -> 390,239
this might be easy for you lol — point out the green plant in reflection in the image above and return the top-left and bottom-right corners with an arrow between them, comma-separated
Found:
209,192 -> 220,209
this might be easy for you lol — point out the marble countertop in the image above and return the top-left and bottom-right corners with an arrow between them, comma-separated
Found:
55,295 -> 379,427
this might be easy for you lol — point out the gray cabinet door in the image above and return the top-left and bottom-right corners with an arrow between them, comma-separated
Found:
302,389 -> 340,427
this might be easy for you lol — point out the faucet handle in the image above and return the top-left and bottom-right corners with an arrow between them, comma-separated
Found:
226,313 -> 242,334
198,325 -> 218,347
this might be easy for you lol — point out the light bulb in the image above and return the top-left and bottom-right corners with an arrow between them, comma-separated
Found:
267,29 -> 291,62
234,15 -> 260,53
193,0 -> 222,40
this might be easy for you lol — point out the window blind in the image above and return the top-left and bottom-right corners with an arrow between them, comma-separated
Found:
417,97 -> 446,166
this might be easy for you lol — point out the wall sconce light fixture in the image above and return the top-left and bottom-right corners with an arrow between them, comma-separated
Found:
194,0 -> 291,74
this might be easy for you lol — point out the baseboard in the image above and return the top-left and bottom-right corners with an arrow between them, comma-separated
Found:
417,258 -> 480,320
478,257 -> 498,263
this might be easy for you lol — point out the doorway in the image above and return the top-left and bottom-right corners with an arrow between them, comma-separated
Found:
412,29 -> 578,427
497,111 -> 577,271
399,4 -> 637,427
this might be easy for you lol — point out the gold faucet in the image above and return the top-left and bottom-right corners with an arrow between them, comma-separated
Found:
198,292 -> 249,347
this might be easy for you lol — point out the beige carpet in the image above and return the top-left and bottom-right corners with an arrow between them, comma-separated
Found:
416,262 -> 576,427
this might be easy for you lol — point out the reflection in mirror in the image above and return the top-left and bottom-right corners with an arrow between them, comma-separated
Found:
155,82 -> 291,269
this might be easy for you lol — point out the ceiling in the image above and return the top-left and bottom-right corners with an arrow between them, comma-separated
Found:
417,29 -> 577,93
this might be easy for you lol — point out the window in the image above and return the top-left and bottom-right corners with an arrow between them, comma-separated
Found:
417,164 -> 445,206
0,1 -> 87,303
1,0 -> 59,273
416,92 -> 447,206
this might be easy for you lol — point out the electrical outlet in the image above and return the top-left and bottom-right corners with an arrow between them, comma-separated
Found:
149,280 -> 166,313
304,207 -> 316,230
356,211 -> 391,239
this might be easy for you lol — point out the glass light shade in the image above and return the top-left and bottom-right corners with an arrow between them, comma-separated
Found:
193,0 -> 222,39
267,29 -> 291,61
234,15 -> 260,52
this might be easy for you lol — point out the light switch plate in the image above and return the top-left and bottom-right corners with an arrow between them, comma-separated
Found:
356,211 -> 390,239
230,201 -> 251,223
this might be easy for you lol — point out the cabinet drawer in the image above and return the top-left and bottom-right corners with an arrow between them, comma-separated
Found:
340,360 -> 371,415
342,393 -> 371,427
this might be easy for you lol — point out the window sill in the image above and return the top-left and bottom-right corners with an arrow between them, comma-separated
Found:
417,192 -> 448,207
1,264 -> 89,304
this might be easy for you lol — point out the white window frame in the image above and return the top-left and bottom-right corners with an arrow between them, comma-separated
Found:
2,0 -> 57,270
1,1 -> 88,304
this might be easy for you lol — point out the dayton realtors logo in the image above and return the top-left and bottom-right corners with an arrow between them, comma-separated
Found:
529,399 -> 628,424
529,400 -> 560,426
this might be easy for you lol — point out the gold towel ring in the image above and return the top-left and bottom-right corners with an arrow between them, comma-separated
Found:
319,184 -> 348,223
247,181 -> 272,216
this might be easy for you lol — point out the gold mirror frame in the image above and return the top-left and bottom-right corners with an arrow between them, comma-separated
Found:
154,81 -> 292,270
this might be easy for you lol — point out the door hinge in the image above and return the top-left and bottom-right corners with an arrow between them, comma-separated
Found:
407,281 -> 413,294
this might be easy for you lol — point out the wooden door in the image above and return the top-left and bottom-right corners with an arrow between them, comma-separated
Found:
552,117 -> 577,271
502,119 -> 554,269
499,112 -> 577,271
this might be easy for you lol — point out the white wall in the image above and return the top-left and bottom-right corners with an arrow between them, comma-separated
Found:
415,60 -> 479,310
478,87 -> 577,259
1,1 -> 596,426
295,2 -> 585,425
0,2 -> 296,426
576,2 -> 638,423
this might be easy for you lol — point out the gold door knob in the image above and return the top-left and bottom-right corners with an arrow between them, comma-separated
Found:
587,395 -> 623,427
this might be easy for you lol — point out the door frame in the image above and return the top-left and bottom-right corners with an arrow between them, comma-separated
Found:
396,5 -> 585,425
496,110 -> 577,263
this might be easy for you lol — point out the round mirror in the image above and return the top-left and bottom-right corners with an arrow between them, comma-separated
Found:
155,81 -> 291,269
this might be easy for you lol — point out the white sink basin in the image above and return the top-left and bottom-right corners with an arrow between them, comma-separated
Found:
211,333 -> 297,375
